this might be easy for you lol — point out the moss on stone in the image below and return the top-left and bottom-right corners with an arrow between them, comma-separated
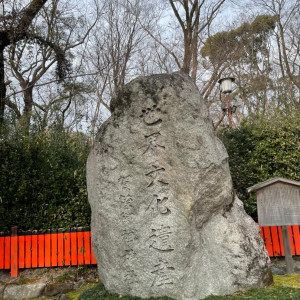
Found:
67,283 -> 98,300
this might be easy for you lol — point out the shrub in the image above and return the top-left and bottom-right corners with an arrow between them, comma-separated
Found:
0,130 -> 91,231
219,111 -> 300,219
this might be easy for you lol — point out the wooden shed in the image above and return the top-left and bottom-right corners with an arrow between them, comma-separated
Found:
248,177 -> 300,273
247,177 -> 300,227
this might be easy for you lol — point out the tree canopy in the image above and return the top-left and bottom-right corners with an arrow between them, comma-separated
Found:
0,0 -> 299,230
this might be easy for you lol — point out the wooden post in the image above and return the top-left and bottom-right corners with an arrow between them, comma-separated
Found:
281,225 -> 294,274
58,228 -> 64,267
11,226 -> 19,277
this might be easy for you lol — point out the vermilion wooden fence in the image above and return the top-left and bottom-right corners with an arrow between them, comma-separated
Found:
0,227 -> 97,277
1,225 -> 300,277
260,225 -> 300,257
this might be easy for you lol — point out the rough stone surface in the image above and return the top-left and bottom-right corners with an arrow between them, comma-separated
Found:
3,283 -> 46,299
74,279 -> 87,289
87,72 -> 273,300
0,283 -> 5,299
271,267 -> 286,276
45,282 -> 74,296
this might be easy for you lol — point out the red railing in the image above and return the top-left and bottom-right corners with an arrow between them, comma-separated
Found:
0,227 -> 97,277
260,225 -> 300,257
1,225 -> 300,277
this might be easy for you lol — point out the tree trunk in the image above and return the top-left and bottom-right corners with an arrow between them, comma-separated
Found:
278,20 -> 300,90
20,86 -> 34,133
181,32 -> 193,75
191,8 -> 199,81
0,0 -> 48,132
0,47 -> 6,130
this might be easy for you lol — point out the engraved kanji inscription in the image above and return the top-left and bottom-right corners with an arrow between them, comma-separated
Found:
120,194 -> 134,210
118,175 -> 134,223
121,229 -> 138,247
119,175 -> 131,186
148,225 -> 174,252
122,249 -> 136,260
119,175 -> 132,195
146,194 -> 171,216
146,165 -> 168,188
120,211 -> 133,224
143,132 -> 165,154
139,105 -> 162,126
151,259 -> 175,287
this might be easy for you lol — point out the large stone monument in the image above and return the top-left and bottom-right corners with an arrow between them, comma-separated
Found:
87,72 -> 272,300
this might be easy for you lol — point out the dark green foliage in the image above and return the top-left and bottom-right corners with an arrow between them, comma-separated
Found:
0,129 -> 91,231
201,14 -> 276,66
219,112 -> 300,219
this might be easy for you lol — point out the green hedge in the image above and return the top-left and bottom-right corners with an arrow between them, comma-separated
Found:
1,111 -> 299,230
0,130 -> 91,231
219,111 -> 300,219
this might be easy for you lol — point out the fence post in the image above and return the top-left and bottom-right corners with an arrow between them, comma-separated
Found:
282,225 -> 294,273
11,226 -> 19,277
